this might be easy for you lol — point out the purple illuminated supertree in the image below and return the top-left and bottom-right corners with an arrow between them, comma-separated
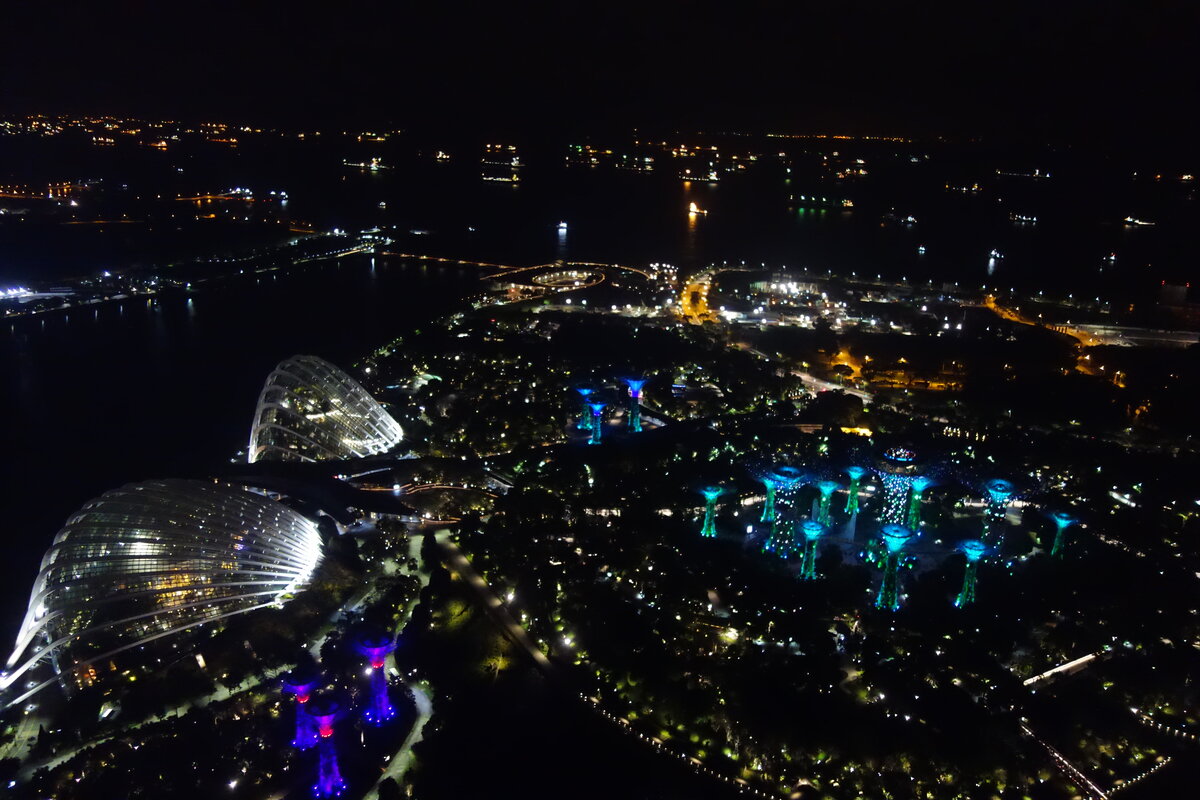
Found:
843,466 -> 867,515
875,524 -> 914,611
624,378 -> 647,432
954,539 -> 988,608
1049,511 -> 1077,558
307,695 -> 346,798
982,479 -> 1016,545
798,520 -> 827,580
588,402 -> 607,445
355,628 -> 397,725
815,480 -> 840,525
281,666 -> 322,750
907,475 -> 936,529
574,387 -> 595,430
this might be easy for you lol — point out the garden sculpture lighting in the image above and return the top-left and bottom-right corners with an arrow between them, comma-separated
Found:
588,402 -> 607,445
983,479 -> 1016,544
1049,511 -> 1077,558
843,466 -> 867,515
281,667 -> 322,750
798,520 -> 827,580
875,523 -> 915,611
355,628 -> 397,725
815,480 -> 840,526
762,467 -> 806,556
699,486 -> 725,538
955,539 -> 988,608
307,695 -> 346,798
907,475 -> 936,529
575,387 -> 595,430
624,378 -> 647,433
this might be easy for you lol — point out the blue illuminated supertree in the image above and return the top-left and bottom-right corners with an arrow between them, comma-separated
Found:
307,695 -> 346,798
876,448 -> 919,524
875,523 -> 914,611
1049,511 -> 1077,558
762,467 -> 806,556
354,628 -> 397,726
843,466 -> 867,515
907,475 -> 936,529
815,480 -> 839,525
699,486 -> 725,538
756,464 -> 805,524
982,478 -> 1016,544
588,402 -> 607,445
954,539 -> 988,608
798,520 -> 827,580
624,378 -> 647,433
574,387 -> 595,430
281,666 -> 322,750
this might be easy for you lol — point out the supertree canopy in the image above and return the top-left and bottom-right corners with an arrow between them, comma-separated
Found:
699,486 -> 726,538
907,475 -> 936,530
844,466 -> 867,515
815,480 -> 840,525
876,448 -> 920,524
1049,511 -> 1077,558
982,478 -> 1017,544
624,378 -> 647,433
575,387 -> 595,430
798,520 -> 827,580
588,402 -> 607,445
955,539 -> 988,608
354,628 -> 398,726
282,666 -> 323,750
307,695 -> 346,798
875,524 -> 915,611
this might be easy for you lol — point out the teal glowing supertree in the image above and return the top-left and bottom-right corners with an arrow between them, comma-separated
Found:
762,467 -> 805,556
587,402 -> 606,445
982,478 -> 1016,544
844,466 -> 867,515
815,480 -> 839,525
907,475 -> 936,529
624,378 -> 646,433
954,539 -> 987,608
876,448 -> 919,524
759,476 -> 779,523
699,486 -> 725,538
1049,511 -> 1077,558
575,387 -> 595,430
875,523 -> 914,611
798,520 -> 827,580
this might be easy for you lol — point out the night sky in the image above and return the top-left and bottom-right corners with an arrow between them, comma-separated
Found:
3,1 -> 1198,147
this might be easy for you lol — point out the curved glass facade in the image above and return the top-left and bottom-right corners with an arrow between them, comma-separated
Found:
2,480 -> 322,701
248,355 -> 403,463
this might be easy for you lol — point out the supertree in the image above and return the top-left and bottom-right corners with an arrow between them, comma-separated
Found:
907,475 -> 936,529
307,695 -> 346,798
281,666 -> 322,750
699,486 -> 725,538
876,447 -> 919,524
574,387 -> 595,430
875,523 -> 914,611
756,464 -> 805,524
815,480 -> 840,525
843,466 -> 867,515
762,467 -> 806,556
982,478 -> 1016,544
624,378 -> 647,433
354,628 -> 397,725
798,520 -> 827,580
954,539 -> 987,608
1049,511 -> 1077,558
587,402 -> 607,445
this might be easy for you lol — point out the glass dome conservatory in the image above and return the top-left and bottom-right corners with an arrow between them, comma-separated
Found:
248,355 -> 403,463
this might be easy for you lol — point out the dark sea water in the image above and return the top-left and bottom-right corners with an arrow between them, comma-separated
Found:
1,134 -> 1197,643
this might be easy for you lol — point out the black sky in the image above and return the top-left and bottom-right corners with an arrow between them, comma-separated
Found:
3,1 -> 1197,148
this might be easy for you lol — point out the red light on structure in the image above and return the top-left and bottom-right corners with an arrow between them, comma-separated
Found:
296,693 -> 310,704
371,658 -> 386,669
319,725 -> 334,738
